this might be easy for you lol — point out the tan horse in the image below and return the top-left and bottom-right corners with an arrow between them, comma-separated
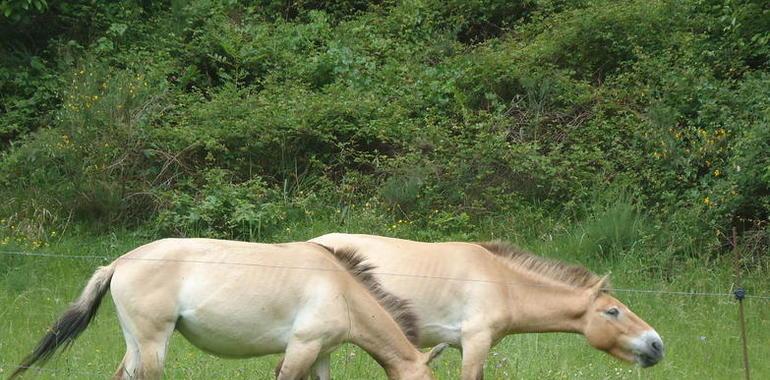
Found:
308,233 -> 665,380
11,238 -> 446,380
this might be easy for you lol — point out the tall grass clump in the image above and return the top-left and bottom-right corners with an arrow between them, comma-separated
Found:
539,192 -> 646,262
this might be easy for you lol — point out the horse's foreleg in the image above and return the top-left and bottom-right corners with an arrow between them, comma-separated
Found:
460,332 -> 493,380
277,340 -> 323,380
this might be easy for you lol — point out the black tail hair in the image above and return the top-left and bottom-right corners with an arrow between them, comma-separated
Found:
10,263 -> 115,379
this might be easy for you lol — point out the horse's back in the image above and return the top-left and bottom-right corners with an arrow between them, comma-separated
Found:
111,239 -> 341,299
310,233 -> 499,277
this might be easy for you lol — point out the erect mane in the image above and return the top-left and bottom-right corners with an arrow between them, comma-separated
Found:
477,241 -> 610,292
316,244 -> 420,345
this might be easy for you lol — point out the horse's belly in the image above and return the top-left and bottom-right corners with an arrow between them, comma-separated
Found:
391,284 -> 464,346
419,321 -> 462,347
175,309 -> 291,358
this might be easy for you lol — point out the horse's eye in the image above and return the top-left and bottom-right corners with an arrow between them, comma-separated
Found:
605,307 -> 620,317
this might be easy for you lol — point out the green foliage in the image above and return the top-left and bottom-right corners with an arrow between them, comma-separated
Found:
0,63 -> 164,229
0,0 -> 160,146
438,0 -> 536,43
254,0 -> 381,22
526,0 -> 687,81
155,169 -> 290,240
0,52 -> 61,147
0,0 -> 47,20
0,0 -> 768,261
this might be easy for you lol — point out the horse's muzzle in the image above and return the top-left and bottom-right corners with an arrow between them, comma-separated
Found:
633,331 -> 664,367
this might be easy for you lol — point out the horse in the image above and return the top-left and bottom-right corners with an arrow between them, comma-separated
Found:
11,238 -> 447,380
303,233 -> 665,380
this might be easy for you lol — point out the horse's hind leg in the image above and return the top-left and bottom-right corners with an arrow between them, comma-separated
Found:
113,307 -> 140,380
113,302 -> 175,379
112,351 -> 137,380
137,336 -> 173,379
276,339 -> 323,380
116,327 -> 173,379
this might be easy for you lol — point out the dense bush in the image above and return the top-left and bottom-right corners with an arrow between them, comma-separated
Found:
1,0 -> 768,258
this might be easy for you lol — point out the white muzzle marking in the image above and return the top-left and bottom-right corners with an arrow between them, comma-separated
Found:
630,330 -> 664,367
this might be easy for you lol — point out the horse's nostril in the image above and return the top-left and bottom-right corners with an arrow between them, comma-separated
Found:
651,341 -> 662,353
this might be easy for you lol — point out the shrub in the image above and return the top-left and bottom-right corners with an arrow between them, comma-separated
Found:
1,0 -> 768,262
0,63 -> 165,227
155,169 -> 288,240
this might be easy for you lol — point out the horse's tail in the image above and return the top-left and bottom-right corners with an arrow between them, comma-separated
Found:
10,261 -> 116,379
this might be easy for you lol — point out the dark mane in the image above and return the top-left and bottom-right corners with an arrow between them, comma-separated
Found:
477,241 -> 610,291
317,244 -> 420,345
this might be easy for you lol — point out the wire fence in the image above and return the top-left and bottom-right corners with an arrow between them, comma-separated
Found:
1,245 -> 767,379
2,250 -> 769,300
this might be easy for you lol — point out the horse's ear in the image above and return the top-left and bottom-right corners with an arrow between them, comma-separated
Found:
589,273 -> 611,297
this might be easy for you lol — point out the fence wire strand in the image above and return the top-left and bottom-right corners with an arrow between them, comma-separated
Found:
2,250 -> 769,300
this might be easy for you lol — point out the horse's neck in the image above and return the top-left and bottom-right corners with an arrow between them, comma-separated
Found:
502,268 -> 590,334
347,291 -> 420,377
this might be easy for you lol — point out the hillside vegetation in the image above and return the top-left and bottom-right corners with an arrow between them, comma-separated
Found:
2,2 -> 770,378
1,0 -> 768,266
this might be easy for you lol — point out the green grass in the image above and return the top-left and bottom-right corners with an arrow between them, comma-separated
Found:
1,222 -> 768,379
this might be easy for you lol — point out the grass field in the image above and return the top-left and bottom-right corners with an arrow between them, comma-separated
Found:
1,225 -> 768,379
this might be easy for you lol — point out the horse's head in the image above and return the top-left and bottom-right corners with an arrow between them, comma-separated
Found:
395,343 -> 448,380
582,277 -> 664,367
